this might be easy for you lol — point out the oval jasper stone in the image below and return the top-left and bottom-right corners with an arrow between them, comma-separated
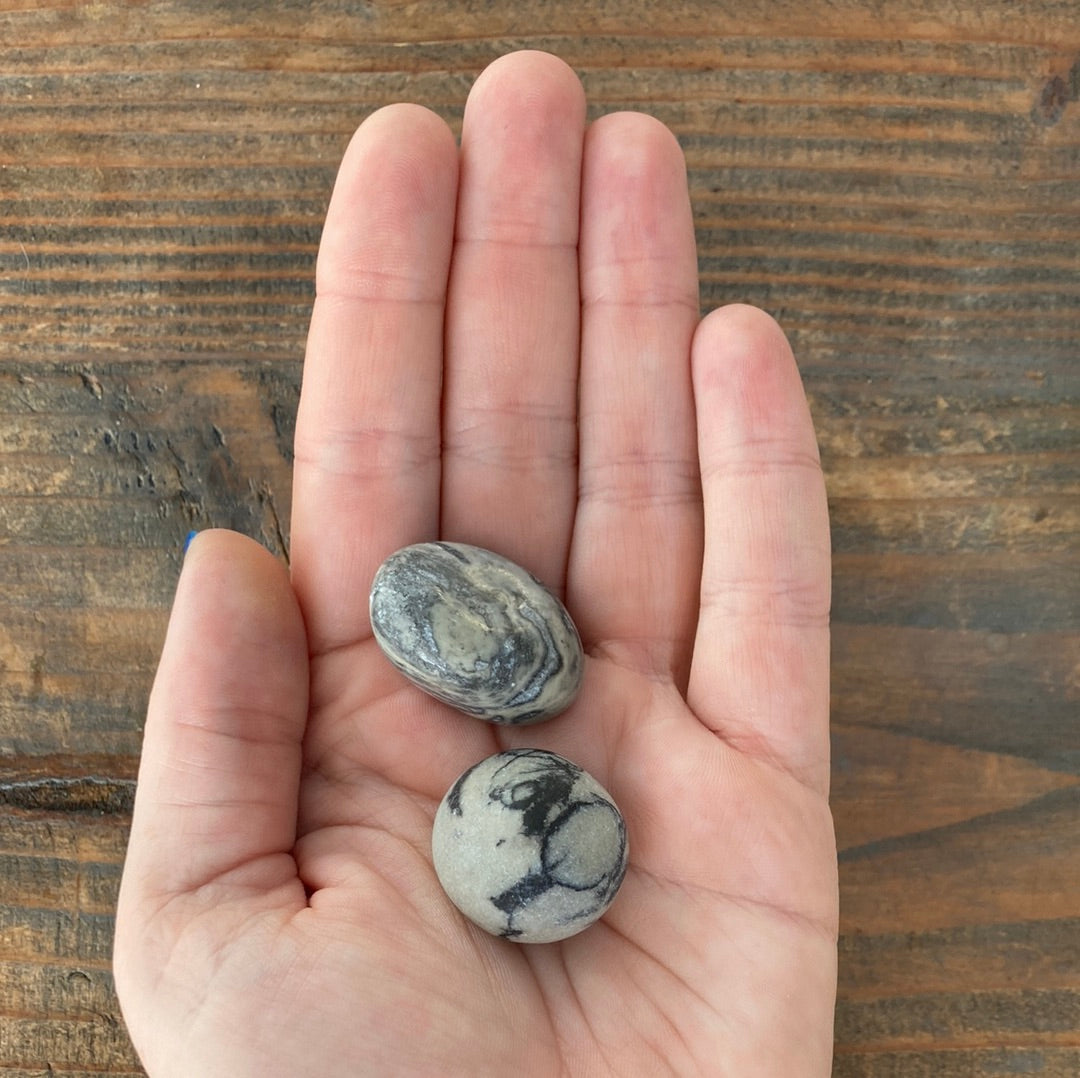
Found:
369,542 -> 583,725
432,749 -> 628,943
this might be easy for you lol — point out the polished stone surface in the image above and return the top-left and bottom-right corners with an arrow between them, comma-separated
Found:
369,542 -> 583,725
432,749 -> 628,943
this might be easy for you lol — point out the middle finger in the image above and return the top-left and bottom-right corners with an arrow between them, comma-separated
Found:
440,51 -> 586,594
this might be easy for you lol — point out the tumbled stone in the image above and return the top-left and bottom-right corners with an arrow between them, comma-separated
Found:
369,542 -> 583,725
432,749 -> 629,943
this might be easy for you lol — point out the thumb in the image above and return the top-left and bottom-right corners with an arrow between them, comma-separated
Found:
118,529 -> 309,908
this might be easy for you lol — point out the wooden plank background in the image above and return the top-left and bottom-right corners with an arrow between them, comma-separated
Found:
2,1 -> 1078,1074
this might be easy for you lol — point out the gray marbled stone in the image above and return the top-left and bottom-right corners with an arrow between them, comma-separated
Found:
369,542 -> 583,725
431,749 -> 628,943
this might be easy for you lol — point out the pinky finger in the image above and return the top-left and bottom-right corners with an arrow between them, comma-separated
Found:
686,305 -> 832,795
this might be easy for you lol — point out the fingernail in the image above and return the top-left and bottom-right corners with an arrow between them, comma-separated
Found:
182,530 -> 199,555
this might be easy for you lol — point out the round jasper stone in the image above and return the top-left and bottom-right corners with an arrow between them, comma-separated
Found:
369,542 -> 583,725
431,749 -> 628,943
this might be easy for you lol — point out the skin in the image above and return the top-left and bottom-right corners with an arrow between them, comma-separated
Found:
114,51 -> 838,1078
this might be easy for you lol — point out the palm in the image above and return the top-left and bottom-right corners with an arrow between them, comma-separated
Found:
293,650 -> 835,1076
116,52 -> 836,1077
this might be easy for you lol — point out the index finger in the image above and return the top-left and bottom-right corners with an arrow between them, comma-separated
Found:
291,105 -> 459,656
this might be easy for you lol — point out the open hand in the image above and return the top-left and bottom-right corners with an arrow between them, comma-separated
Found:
115,51 -> 837,1077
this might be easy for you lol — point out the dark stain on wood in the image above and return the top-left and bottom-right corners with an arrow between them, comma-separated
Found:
1033,56 -> 1080,125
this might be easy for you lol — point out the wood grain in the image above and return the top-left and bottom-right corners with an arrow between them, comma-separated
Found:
1,1 -> 1078,1074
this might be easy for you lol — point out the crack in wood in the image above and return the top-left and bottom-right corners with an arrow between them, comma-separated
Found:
0,776 -> 136,816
